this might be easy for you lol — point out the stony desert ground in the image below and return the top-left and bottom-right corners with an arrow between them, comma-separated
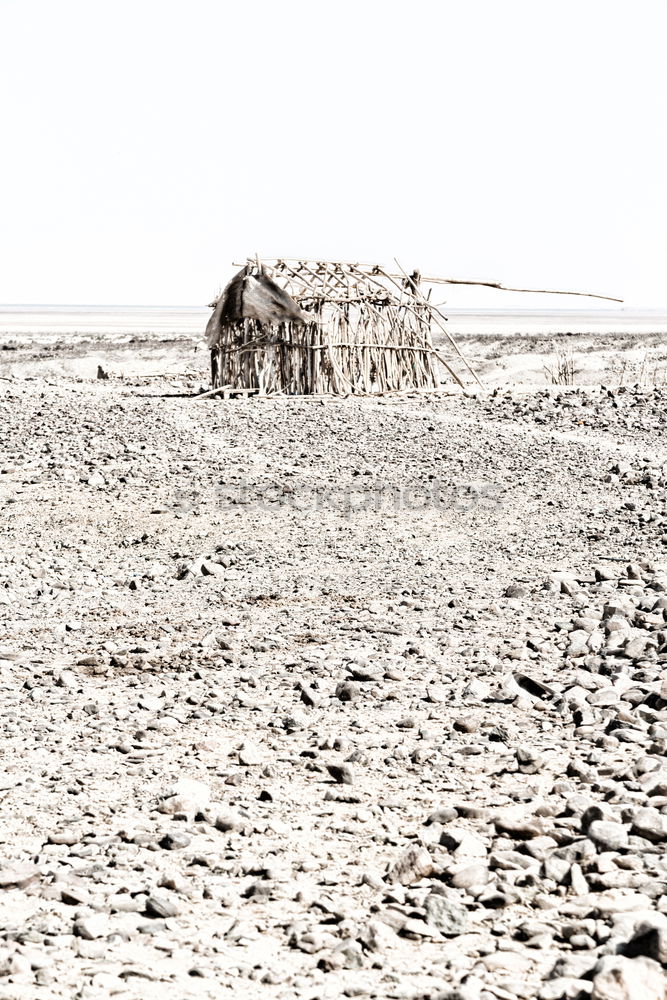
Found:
1,329 -> 667,999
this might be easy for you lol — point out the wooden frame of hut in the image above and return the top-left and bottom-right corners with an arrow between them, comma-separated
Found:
206,258 -> 479,396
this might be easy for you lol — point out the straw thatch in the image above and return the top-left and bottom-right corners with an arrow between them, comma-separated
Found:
206,258 -> 478,396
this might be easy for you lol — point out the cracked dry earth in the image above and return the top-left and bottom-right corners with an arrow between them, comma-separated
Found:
1,375 -> 667,1000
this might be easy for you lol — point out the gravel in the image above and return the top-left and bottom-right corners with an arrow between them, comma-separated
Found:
1,361 -> 667,998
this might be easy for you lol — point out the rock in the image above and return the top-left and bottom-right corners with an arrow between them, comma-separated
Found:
514,672 -> 555,700
441,829 -> 488,859
348,663 -> 383,682
60,885 -> 91,906
426,683 -> 449,703
214,808 -> 246,833
588,687 -> 620,706
47,829 -> 80,846
493,672 -> 524,700
386,846 -> 434,885
238,742 -> 262,766
200,559 -> 225,577
494,814 -> 546,839
570,862 -> 589,895
543,856 -> 571,884
425,807 -> 458,825
326,938 -> 364,969
568,630 -> 591,657
588,820 -> 629,852
453,716 -> 479,733
594,890 -> 655,915
145,894 -> 180,918
630,807 -> 667,842
289,927 -> 329,953
73,915 -> 108,940
595,566 -> 618,583
423,893 -> 469,935
623,637 -> 650,660
491,849 -> 539,873
551,953 -> 600,980
481,950 -> 534,975
335,681 -> 359,702
358,919 -> 397,952
326,763 -> 354,785
624,921 -> 667,965
158,832 -> 191,850
581,805 -> 610,833
514,747 -> 544,774
158,777 -> 210,816
400,916 -> 442,939
299,684 -> 320,707
109,892 -> 147,913
539,979 -> 596,1000
0,865 -> 40,889
462,678 -> 490,702
281,711 -> 308,732
590,955 -> 665,1000
451,863 -> 490,889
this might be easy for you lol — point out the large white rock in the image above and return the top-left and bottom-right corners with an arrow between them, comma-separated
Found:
591,955 -> 666,1000
158,777 -> 211,816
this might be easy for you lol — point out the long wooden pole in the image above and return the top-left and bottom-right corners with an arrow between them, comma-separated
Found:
388,275 -> 623,303
249,259 -> 623,304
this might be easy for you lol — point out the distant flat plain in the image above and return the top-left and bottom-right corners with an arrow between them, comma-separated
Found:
2,305 -> 667,341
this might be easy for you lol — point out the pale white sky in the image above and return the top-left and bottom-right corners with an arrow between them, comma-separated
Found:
1,0 -> 666,307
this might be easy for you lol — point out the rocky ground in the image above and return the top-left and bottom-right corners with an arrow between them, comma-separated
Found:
1,339 -> 667,999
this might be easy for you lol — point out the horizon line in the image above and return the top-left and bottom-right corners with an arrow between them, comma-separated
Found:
2,303 -> 667,313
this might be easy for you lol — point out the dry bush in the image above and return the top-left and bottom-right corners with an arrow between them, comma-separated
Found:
543,347 -> 577,385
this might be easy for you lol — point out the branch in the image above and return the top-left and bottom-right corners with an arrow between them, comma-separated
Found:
405,276 -> 623,303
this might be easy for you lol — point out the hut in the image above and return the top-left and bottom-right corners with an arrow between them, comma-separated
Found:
206,258 -> 479,396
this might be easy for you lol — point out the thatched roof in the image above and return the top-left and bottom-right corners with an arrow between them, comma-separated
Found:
205,266 -> 310,347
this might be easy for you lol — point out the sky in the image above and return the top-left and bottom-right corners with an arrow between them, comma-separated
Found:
1,0 -> 666,307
